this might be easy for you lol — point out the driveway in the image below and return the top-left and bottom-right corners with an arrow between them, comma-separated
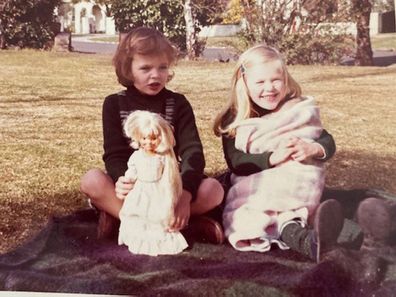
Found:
341,50 -> 396,66
71,35 -> 117,55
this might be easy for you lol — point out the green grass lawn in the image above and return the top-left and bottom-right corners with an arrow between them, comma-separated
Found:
0,50 -> 395,253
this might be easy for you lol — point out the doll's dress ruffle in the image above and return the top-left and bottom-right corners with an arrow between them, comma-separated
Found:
118,150 -> 188,256
119,217 -> 188,256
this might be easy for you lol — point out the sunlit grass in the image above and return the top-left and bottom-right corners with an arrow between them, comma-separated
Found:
0,49 -> 395,253
88,36 -> 118,43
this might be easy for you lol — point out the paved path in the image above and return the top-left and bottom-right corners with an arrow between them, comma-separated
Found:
341,50 -> 396,66
71,34 -> 396,66
71,34 -> 117,54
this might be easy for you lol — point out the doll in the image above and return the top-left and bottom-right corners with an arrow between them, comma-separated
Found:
118,110 -> 188,256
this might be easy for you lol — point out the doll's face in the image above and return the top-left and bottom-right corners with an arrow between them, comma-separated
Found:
139,133 -> 160,153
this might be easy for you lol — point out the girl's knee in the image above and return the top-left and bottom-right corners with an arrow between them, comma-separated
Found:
80,168 -> 107,195
200,177 -> 224,207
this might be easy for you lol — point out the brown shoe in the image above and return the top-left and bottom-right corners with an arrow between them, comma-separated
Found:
97,210 -> 120,240
314,199 -> 344,262
357,197 -> 392,246
183,216 -> 225,244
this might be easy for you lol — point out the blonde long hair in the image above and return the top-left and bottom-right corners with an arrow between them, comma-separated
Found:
213,44 -> 302,137
124,110 -> 182,210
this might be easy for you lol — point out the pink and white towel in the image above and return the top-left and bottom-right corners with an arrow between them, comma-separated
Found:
223,97 -> 326,252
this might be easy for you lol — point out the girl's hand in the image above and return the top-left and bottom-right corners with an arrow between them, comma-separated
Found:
269,138 -> 294,166
286,137 -> 325,162
168,190 -> 191,232
115,176 -> 134,200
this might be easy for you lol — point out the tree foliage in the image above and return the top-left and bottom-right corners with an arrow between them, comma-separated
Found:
0,0 -> 61,49
222,0 -> 243,24
110,0 -> 218,53
238,0 -> 354,65
110,0 -> 185,49
237,0 -> 386,65
372,0 -> 394,11
192,0 -> 228,25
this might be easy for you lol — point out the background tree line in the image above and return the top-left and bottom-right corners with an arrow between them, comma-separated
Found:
0,0 -> 395,65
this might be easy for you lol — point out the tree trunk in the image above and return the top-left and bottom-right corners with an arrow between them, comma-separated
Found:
353,0 -> 373,66
240,0 -> 257,41
183,0 -> 197,60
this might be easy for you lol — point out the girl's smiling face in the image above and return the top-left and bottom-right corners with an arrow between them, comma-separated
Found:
131,53 -> 170,96
244,60 -> 287,111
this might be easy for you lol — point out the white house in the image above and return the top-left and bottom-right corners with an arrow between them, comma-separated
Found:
57,0 -> 115,35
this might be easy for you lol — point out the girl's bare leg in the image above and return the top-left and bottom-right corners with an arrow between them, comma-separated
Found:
190,177 -> 224,215
80,168 -> 123,219
186,177 -> 225,244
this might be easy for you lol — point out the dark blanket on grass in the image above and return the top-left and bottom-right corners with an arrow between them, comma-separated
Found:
0,189 -> 395,297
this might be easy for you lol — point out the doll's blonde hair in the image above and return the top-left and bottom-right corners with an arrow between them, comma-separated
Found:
113,27 -> 178,87
213,44 -> 302,137
124,110 -> 182,210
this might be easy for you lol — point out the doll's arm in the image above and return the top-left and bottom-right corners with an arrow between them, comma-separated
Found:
124,154 -> 138,181
124,167 -> 137,181
116,160 -> 137,200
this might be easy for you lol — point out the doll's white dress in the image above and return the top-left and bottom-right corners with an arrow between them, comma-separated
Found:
118,149 -> 188,256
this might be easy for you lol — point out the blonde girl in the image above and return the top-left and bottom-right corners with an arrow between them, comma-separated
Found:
214,44 -> 343,262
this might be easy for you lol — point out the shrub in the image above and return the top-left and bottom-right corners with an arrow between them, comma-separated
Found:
222,0 -> 243,25
238,0 -> 355,65
0,0 -> 61,49
276,32 -> 354,65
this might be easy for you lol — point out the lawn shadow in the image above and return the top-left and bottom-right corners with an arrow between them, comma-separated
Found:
326,149 -> 396,194
0,189 -> 87,253
324,149 -> 396,219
